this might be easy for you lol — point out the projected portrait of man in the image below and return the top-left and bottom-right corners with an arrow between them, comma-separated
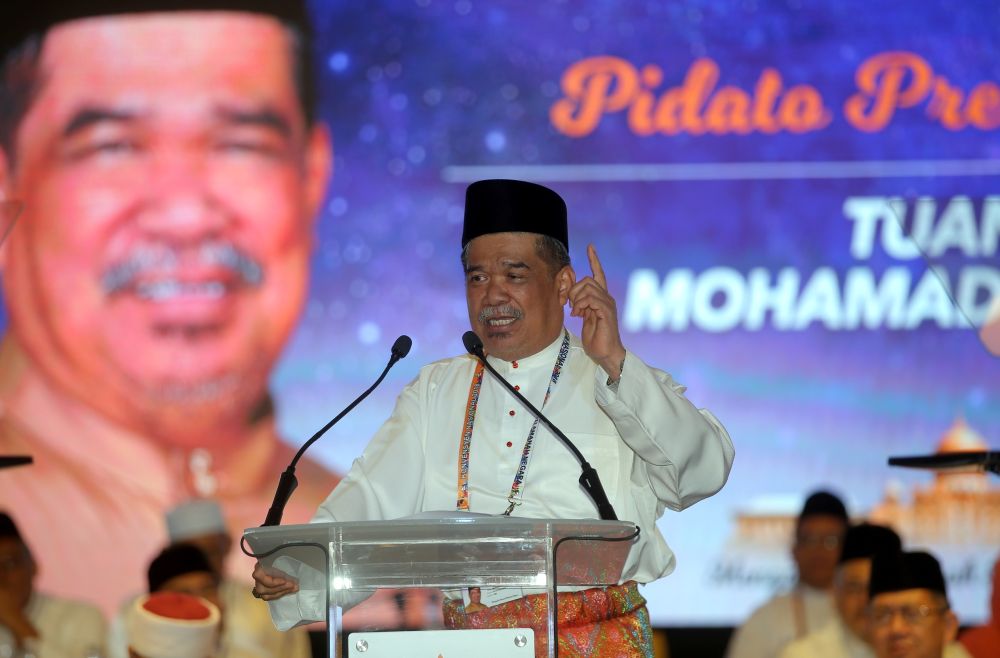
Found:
0,1 -> 335,612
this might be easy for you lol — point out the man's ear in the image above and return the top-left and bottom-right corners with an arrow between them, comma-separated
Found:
304,122 -> 333,234
557,265 -> 576,305
943,609 -> 959,643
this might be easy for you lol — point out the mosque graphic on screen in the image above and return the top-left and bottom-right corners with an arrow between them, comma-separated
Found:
731,418 -> 999,548
868,418 -> 999,546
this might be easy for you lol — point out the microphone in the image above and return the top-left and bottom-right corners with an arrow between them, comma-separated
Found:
261,335 -> 413,526
462,331 -> 618,521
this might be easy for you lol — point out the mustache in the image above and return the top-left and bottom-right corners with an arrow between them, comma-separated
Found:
100,241 -> 264,295
478,305 -> 523,323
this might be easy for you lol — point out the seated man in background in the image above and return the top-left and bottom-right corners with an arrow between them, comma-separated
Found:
148,545 -> 224,611
780,522 -> 901,658
113,542 -> 306,658
165,499 -> 311,658
126,591 -> 220,658
868,551 -> 966,658
783,525 -> 972,658
165,500 -> 233,578
108,545 -> 220,658
0,511 -> 106,657
726,490 -> 850,658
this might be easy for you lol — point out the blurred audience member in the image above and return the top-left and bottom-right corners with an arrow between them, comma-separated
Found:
126,592 -> 220,658
959,554 -> 1000,658
780,522 -> 901,658
109,545 -> 219,658
726,490 -> 850,658
868,551 -> 965,658
165,499 -> 311,658
110,504 -> 311,658
166,501 -> 233,577
0,511 -> 106,657
148,545 -> 222,608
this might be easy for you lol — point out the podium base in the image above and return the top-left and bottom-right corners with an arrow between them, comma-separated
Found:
347,628 -> 535,657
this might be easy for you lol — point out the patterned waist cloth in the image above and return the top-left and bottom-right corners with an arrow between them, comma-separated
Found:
443,581 -> 653,658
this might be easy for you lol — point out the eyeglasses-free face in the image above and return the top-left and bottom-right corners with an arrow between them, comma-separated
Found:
792,515 -> 847,589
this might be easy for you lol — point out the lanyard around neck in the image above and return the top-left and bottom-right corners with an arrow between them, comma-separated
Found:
455,331 -> 571,515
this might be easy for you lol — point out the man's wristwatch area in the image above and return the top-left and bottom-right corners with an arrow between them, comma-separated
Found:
605,357 -> 626,388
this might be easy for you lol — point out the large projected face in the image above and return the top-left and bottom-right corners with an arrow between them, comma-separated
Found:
0,12 -> 330,446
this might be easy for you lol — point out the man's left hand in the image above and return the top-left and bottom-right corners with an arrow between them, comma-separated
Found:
568,244 -> 627,382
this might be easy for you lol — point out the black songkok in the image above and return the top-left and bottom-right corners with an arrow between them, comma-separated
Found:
869,550 -> 949,602
1,0 -> 310,58
798,490 -> 849,523
838,523 -> 902,565
0,512 -> 21,540
462,179 -> 568,250
147,544 -> 215,593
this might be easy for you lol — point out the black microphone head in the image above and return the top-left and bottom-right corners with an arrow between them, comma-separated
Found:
462,331 -> 484,356
391,335 -> 413,360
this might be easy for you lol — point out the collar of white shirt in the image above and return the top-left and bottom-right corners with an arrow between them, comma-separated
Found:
484,329 -> 567,377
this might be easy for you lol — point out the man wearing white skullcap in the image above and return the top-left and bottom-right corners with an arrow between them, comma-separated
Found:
126,592 -> 220,658
165,500 -> 230,577
165,499 -> 311,658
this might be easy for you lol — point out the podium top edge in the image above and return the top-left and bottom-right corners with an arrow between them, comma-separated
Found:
243,516 -> 639,538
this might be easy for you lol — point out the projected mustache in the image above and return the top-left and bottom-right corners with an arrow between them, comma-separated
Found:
479,305 -> 523,323
101,241 -> 264,298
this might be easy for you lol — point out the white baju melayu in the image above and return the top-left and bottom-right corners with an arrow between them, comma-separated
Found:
779,616 -> 873,658
779,616 -> 974,658
726,584 -> 835,658
268,330 -> 734,630
0,592 -> 107,658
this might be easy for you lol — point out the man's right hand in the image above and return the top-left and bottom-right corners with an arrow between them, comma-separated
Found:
251,561 -> 299,601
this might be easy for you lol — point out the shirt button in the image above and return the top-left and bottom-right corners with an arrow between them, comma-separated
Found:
509,410 -> 515,416
506,441 -> 513,448
513,385 -> 520,391
512,361 -> 518,369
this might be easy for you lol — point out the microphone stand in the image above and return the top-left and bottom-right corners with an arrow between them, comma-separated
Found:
261,335 -> 413,526
463,331 -> 618,521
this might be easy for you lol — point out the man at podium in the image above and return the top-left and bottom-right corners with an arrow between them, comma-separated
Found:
254,179 -> 735,656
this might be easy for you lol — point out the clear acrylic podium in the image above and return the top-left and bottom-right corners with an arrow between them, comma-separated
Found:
244,514 -> 638,657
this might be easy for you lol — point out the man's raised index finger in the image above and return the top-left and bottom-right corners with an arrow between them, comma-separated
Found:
587,243 -> 608,290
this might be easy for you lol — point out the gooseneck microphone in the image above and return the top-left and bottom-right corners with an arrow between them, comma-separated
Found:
462,331 -> 618,521
261,335 -> 413,527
